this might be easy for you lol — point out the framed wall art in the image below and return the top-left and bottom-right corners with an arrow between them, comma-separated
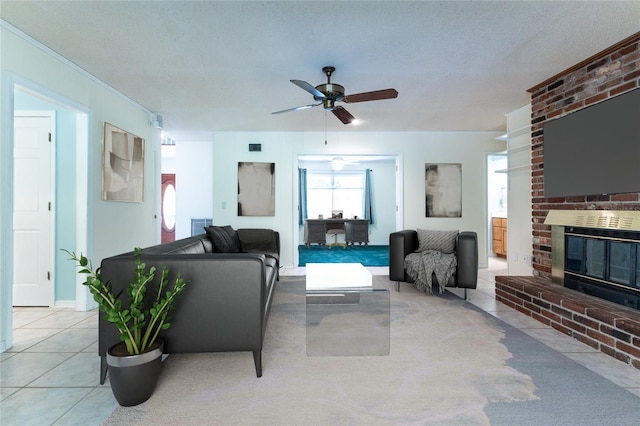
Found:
102,122 -> 144,202
425,163 -> 462,217
237,162 -> 275,216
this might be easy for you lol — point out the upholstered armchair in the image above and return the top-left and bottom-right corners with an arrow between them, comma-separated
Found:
389,230 -> 478,298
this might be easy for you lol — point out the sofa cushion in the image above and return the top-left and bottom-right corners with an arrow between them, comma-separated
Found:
416,229 -> 458,254
205,225 -> 241,253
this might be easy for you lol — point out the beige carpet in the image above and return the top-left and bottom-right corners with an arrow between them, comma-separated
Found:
104,276 -> 638,425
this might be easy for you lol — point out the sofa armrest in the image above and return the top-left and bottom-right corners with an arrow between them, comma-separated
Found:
455,231 -> 478,289
389,230 -> 418,282
238,229 -> 280,278
274,231 -> 280,256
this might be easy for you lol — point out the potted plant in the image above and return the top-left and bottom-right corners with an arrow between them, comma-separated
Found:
65,248 -> 187,406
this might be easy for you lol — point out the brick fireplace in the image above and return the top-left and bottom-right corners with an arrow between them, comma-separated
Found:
530,33 -> 640,277
495,32 -> 640,369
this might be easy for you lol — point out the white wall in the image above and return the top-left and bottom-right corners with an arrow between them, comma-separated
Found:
1,25 -> 159,259
173,131 -> 505,268
1,23 -> 159,350
506,105 -> 533,275
210,132 -> 300,267
175,141 -> 214,239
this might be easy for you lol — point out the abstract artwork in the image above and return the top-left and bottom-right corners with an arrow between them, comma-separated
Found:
425,163 -> 462,217
102,122 -> 144,202
238,162 -> 275,216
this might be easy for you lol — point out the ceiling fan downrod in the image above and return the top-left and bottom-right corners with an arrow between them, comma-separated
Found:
316,65 -> 345,108
322,66 -> 335,82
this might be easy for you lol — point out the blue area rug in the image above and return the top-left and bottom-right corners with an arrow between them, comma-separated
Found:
298,245 -> 389,266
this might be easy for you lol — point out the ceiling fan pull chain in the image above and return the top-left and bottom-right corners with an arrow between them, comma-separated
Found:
324,110 -> 328,145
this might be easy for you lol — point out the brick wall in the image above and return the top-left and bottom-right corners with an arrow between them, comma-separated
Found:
528,33 -> 640,279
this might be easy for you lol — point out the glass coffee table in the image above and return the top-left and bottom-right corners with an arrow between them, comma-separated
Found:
305,263 -> 390,357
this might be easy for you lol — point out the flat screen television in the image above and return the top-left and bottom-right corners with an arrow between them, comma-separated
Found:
543,88 -> 640,198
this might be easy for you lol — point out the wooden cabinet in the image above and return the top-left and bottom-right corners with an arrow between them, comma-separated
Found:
492,217 -> 507,257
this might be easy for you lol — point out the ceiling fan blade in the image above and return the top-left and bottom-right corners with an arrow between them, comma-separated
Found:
272,103 -> 321,114
343,88 -> 398,103
290,80 -> 326,99
332,106 -> 356,124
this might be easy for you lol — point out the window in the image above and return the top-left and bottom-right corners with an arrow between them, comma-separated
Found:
307,171 -> 364,220
162,183 -> 176,230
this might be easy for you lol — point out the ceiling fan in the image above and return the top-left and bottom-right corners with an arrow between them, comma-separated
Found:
272,66 -> 398,124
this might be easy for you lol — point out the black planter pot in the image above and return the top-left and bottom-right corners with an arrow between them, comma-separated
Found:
106,340 -> 164,407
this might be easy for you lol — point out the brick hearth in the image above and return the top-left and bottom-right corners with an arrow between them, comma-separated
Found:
495,276 -> 640,370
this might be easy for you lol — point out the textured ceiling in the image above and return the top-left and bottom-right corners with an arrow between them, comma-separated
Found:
1,1 -> 639,141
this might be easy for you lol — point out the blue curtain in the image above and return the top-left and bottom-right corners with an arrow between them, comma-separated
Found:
298,168 -> 308,225
364,168 -> 374,224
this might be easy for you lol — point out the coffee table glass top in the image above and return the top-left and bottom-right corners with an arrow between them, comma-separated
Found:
305,263 -> 390,357
306,262 -> 373,291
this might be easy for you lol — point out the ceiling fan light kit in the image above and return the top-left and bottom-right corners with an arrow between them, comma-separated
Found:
331,156 -> 345,171
273,66 -> 398,124
330,156 -> 361,171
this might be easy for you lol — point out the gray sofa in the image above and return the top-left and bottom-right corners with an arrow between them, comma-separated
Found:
98,227 -> 279,383
389,230 -> 478,297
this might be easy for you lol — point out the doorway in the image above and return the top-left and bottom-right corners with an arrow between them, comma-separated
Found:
294,154 -> 401,267
8,86 -> 90,307
487,154 -> 508,257
2,82 -> 90,352
13,112 -> 55,306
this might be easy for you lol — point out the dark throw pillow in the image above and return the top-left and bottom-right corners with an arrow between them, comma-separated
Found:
205,225 -> 241,253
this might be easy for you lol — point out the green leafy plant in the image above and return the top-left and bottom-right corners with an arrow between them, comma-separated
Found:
64,248 -> 187,355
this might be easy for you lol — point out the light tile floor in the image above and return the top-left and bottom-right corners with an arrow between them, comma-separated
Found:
1,258 -> 638,425
1,307 -> 118,425
460,257 -> 640,398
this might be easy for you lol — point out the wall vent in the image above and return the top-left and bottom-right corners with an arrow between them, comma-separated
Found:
191,218 -> 213,236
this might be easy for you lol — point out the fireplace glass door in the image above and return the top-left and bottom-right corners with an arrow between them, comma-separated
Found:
566,236 -> 584,273
609,241 -> 633,286
584,239 -> 605,279
637,245 -> 640,288
563,227 -> 640,310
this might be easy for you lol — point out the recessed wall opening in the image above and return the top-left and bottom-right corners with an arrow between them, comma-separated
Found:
546,210 -> 640,311
564,227 -> 640,310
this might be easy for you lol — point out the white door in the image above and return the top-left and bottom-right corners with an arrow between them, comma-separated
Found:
13,113 -> 55,306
